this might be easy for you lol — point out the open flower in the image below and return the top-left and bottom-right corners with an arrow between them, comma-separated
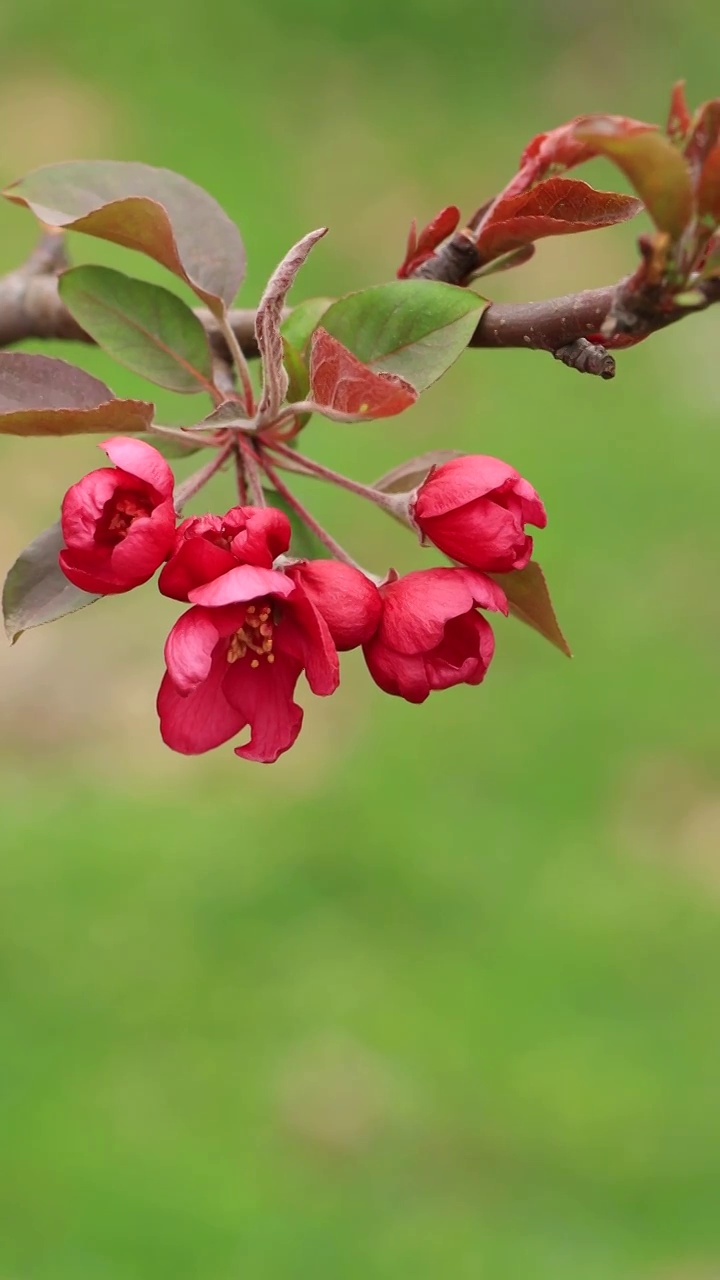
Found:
411,454 -> 546,573
157,564 -> 339,763
159,505 -> 291,601
363,566 -> 508,703
59,437 -> 176,594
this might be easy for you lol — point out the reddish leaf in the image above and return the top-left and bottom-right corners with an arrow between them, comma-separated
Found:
698,143 -> 720,222
4,161 -> 245,316
684,100 -> 720,175
309,328 -> 417,421
398,206 -> 460,278
3,521 -> 101,643
667,81 -> 692,146
503,114 -> 655,199
0,352 -> 154,437
490,561 -> 571,657
573,118 -> 693,239
699,234 -> 720,279
373,450 -> 463,496
476,178 -> 641,262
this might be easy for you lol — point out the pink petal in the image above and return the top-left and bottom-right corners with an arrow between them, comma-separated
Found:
514,476 -> 547,528
282,592 -> 339,696
420,498 -> 528,572
164,606 -> 228,695
158,536 -> 237,601
224,651 -> 304,763
61,469 -> 122,549
379,568 -> 480,654
454,567 -> 509,616
424,611 -> 495,689
157,654 -> 247,754
102,436 -> 174,498
414,455 -> 520,518
189,564 -> 294,607
229,506 -> 292,567
58,548 -> 119,594
106,500 -> 177,584
288,560 -> 382,650
363,638 -> 430,703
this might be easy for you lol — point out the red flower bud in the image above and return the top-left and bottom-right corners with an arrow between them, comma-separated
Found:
158,505 -> 292,601
59,437 -> 176,594
411,454 -> 546,573
363,566 -> 508,703
286,560 -> 382,650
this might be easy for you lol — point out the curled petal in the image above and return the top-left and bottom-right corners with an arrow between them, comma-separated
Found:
379,567 -> 506,655
282,591 -> 339,695
101,436 -> 174,498
164,605 -> 224,694
413,455 -> 522,518
229,506 -> 291,567
189,564 -> 295,607
61,468 -> 123,549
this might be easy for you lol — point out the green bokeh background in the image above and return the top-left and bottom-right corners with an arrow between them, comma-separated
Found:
2,4 -> 720,1277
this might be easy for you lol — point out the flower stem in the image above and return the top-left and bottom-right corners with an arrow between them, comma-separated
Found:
148,424 -> 222,449
173,440 -> 233,514
220,311 -> 256,415
237,438 -> 267,507
266,439 -> 408,518
256,449 -> 363,568
234,444 -> 248,505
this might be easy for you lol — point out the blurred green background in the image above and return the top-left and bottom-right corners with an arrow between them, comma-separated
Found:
2,2 -> 720,1277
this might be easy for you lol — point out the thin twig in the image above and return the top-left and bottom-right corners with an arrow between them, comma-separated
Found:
266,439 -> 406,516
234,443 -> 248,505
173,440 -> 233,513
257,449 -> 363,567
237,438 -> 267,507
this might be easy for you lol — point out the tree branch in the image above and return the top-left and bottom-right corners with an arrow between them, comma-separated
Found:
1,237 -> 718,379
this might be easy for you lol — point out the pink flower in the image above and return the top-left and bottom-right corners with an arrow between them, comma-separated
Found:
159,505 -> 291,601
59,437 -> 176,594
286,560 -> 382,650
411,454 -> 547,574
363,566 -> 508,703
157,564 -> 339,764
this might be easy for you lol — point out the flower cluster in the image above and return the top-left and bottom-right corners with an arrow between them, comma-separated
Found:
58,437 -> 546,764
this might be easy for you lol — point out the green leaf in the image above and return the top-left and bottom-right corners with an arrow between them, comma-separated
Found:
59,266 -> 215,395
262,489 -> 327,560
490,561 -> 571,657
374,450 -> 463,495
0,352 -> 154,437
281,296 -> 334,352
282,337 -> 312,428
4,160 -> 245,316
3,521 -> 101,643
319,281 -> 487,392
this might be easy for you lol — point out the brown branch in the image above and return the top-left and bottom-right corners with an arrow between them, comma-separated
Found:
469,278 -> 720,354
1,237 -> 718,377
